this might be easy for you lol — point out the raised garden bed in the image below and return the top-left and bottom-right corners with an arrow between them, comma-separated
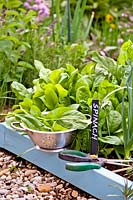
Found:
0,122 -> 132,200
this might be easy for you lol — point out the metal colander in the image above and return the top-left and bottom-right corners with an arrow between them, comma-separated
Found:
11,122 -> 76,150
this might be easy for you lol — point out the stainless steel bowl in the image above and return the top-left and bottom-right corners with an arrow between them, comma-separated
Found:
11,122 -> 76,150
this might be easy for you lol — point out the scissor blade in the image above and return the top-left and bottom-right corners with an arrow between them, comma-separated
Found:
106,159 -> 133,163
106,161 -> 131,167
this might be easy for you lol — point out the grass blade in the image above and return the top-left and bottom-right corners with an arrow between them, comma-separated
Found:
71,0 -> 87,42
122,62 -> 133,158
51,0 -> 55,41
83,11 -> 95,41
67,0 -> 71,43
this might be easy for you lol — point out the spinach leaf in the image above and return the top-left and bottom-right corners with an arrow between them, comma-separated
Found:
117,40 -> 133,65
44,107 -> 72,120
11,81 -> 32,100
75,75 -> 91,90
56,110 -> 91,130
19,98 -> 33,111
50,68 -> 64,84
99,136 -> 122,145
55,84 -> 68,98
81,61 -> 95,75
66,64 -> 76,74
76,86 -> 90,104
44,107 -> 90,130
30,105 -> 41,117
52,122 -> 68,131
34,60 -> 51,82
44,87 -> 58,110
33,79 -> 44,98
108,110 -> 122,133
92,52 -> 117,76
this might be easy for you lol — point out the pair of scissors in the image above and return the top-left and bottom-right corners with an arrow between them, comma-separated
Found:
58,150 -> 132,171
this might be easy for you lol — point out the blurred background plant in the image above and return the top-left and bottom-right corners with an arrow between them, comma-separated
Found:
0,0 -> 90,111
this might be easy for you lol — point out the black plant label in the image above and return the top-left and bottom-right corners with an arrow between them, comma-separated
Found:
91,100 -> 99,155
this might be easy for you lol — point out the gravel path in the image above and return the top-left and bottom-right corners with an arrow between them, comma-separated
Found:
0,148 -> 98,200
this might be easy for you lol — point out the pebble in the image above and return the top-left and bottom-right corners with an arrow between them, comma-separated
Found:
71,190 -> 79,198
0,168 -> 9,176
56,183 -> 63,190
0,189 -> 9,195
0,175 -> 7,180
24,169 -> 37,176
4,156 -> 11,161
37,183 -> 52,192
32,176 -> 42,184
0,157 -> 4,162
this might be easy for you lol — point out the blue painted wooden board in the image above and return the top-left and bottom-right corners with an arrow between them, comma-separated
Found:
0,123 -> 132,200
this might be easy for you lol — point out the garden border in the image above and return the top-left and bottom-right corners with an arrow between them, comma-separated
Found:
0,122 -> 132,200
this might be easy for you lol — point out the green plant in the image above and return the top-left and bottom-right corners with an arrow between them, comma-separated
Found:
3,41 -> 132,156
5,60 -> 93,132
4,41 -> 132,156
119,179 -> 133,200
126,166 -> 133,180
107,179 -> 133,200
52,0 -> 94,43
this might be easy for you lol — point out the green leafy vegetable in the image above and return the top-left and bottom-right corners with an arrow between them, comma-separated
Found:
108,110 -> 122,133
11,81 -> 32,100
99,136 -> 122,145
6,44 -> 133,157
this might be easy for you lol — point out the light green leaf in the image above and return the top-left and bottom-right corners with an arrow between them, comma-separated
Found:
44,107 -> 72,120
52,122 -> 68,131
66,64 -> 76,74
55,84 -> 68,98
50,68 -> 64,84
33,79 -> 44,98
34,60 -> 51,82
69,104 -> 80,110
81,62 -> 95,75
11,81 -> 32,100
20,98 -> 33,110
6,10 -> 19,16
6,0 -> 22,8
75,75 -> 91,90
44,88 -> 58,110
30,105 -> 41,117
117,40 -> 133,65
76,86 -> 90,104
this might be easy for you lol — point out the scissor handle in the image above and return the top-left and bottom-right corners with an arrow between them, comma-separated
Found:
59,150 -> 87,157
66,162 -> 101,171
58,150 -> 96,162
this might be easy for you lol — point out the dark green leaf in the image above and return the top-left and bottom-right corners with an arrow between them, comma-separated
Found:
108,110 -> 122,133
99,136 -> 122,145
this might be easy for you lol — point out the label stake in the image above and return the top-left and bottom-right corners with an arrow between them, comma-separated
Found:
91,100 -> 99,155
